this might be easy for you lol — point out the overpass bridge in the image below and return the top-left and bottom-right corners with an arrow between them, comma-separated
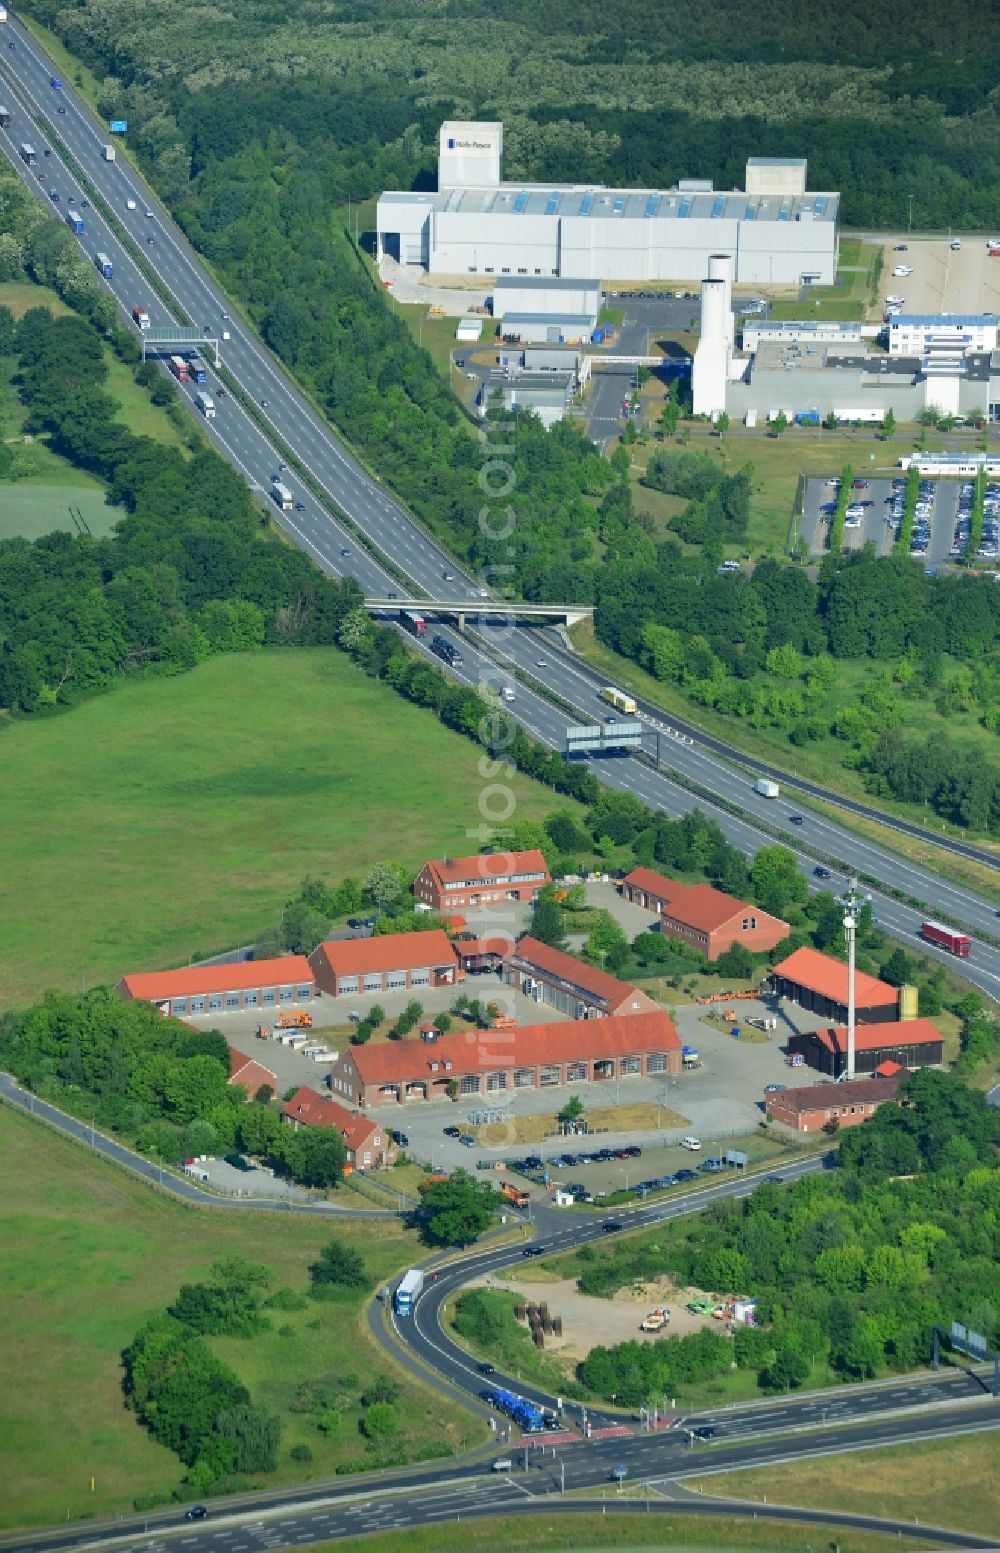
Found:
366,598 -> 594,628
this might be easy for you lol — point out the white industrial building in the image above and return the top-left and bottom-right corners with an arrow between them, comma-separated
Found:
492,276 -> 602,321
887,314 -> 998,357
377,121 -> 839,285
478,369 -> 576,428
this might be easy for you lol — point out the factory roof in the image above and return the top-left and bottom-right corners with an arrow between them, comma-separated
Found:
747,156 -> 808,169
494,276 -> 599,293
891,313 -> 997,328
379,183 -> 838,225
500,314 -> 594,329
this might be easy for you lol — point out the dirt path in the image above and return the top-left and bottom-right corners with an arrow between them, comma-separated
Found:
471,1272 -> 728,1362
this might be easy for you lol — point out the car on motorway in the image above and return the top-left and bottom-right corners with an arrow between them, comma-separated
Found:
57,106 -> 66,115
126,198 -> 137,210
534,658 -> 547,668
184,1506 -> 208,1521
692,1425 -> 716,1440
442,570 -> 455,581
788,814 -> 803,825
522,1245 -> 543,1257
80,199 -> 89,208
294,501 -> 305,511
51,76 -> 63,89
49,190 -> 59,201
145,208 -> 154,218
814,865 -> 831,878
260,398 -> 269,407
340,547 -> 351,557
478,1362 -> 495,1374
601,1220 -> 623,1233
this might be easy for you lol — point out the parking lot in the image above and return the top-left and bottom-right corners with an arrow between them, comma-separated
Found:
873,235 -> 1000,318
802,474 -> 980,566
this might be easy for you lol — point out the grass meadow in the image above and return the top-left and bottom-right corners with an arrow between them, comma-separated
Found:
0,1103 -> 476,1529
0,647 -> 580,1007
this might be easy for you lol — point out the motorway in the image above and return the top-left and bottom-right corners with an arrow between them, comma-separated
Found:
1,14 -> 1000,1012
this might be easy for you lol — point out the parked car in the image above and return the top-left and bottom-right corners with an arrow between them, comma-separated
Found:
673,1168 -> 697,1182
680,1136 -> 702,1151
443,1125 -> 461,1138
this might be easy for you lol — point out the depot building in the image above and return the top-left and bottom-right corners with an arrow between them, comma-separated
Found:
377,122 -> 838,285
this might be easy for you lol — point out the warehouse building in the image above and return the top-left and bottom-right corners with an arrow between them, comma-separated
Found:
503,935 -> 659,1019
327,1008 -> 682,1107
765,1073 -> 903,1133
767,946 -> 899,1026
787,1018 -> 943,1078
308,930 -> 458,998
377,121 -> 838,285
478,367 -> 576,426
414,849 -> 550,911
620,866 -> 789,959
493,276 -> 602,322
116,956 -> 315,1019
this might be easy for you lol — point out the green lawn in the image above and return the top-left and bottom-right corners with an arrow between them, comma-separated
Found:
0,647 -> 581,1007
0,483 -> 123,541
0,1104 -> 474,1529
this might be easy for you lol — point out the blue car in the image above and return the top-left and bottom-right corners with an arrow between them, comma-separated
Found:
51,76 -> 63,89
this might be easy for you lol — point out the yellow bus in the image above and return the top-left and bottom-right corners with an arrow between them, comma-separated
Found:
600,686 -> 637,715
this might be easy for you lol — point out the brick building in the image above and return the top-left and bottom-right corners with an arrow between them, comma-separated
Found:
787,1019 -> 943,1078
116,956 -> 315,1020
413,849 -> 550,911
502,935 -> 659,1018
452,935 -> 513,974
227,1047 -> 279,1099
280,1086 -> 396,1169
328,1008 -> 682,1108
308,930 -> 458,998
768,946 -> 900,1026
621,867 -> 788,959
766,1073 -> 903,1133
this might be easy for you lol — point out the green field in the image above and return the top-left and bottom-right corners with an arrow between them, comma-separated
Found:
0,483 -> 123,541
308,1515 -> 930,1553
693,1431 -> 1000,1542
0,1104 -> 474,1529
0,647 -> 580,1007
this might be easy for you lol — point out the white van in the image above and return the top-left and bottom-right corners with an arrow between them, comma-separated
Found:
491,1458 -> 513,1473
501,685 -> 515,702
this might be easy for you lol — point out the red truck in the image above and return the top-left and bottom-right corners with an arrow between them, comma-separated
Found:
400,609 -> 426,637
500,1180 -> 530,1209
920,921 -> 971,957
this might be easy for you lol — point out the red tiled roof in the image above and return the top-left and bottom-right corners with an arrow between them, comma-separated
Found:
623,866 -> 683,902
119,955 -> 313,1003
454,936 -> 513,958
874,1059 -> 905,1077
661,881 -> 780,936
767,1076 -> 901,1114
808,1019 -> 941,1055
341,1009 -> 680,1086
422,850 -> 550,887
228,1047 -> 278,1091
280,1086 -> 382,1150
310,929 -> 456,979
772,946 -> 898,1009
509,935 -> 642,1009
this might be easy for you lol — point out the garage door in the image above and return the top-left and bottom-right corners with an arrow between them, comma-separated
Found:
338,977 -> 359,995
387,972 -> 406,990
411,969 -> 430,986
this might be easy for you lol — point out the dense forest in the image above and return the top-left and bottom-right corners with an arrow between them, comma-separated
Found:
575,1069 -> 1000,1404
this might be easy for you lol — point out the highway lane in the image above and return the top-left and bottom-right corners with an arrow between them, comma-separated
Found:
3,22 -> 999,993
4,1402 -> 997,1553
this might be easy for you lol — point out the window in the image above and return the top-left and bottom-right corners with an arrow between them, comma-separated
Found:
518,267 -> 527,274
534,268 -> 542,274
190,996 -> 205,1015
501,266 -> 510,273
261,988 -> 275,1006
460,1073 -> 480,1094
172,998 -> 188,1016
566,1061 -> 587,1082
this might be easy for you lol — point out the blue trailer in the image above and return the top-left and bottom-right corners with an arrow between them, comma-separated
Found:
66,211 -> 85,236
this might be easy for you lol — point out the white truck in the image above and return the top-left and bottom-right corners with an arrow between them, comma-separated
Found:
754,778 -> 779,798
195,390 -> 216,420
640,1308 -> 669,1332
102,143 -> 116,162
270,480 -> 293,511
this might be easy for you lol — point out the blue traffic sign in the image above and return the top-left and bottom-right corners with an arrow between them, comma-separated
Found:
109,119 -> 127,133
